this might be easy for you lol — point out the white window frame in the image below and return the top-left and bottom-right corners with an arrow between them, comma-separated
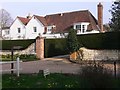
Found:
74,22 -> 89,33
47,26 -> 53,34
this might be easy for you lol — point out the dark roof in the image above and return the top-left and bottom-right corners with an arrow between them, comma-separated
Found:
13,10 -> 99,33
34,15 -> 47,26
1,27 -> 10,30
17,17 -> 30,25
45,10 -> 99,33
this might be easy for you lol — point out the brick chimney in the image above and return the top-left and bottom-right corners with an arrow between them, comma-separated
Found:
98,2 -> 103,32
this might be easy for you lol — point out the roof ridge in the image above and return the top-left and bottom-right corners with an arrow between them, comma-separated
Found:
34,15 -> 44,17
17,16 -> 28,19
45,9 -> 89,16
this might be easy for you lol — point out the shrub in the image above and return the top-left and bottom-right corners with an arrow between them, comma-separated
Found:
19,54 -> 37,60
66,28 -> 79,53
79,61 -> 114,88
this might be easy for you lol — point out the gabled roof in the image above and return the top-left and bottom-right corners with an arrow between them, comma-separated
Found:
17,16 -> 30,25
45,10 -> 99,33
34,15 -> 47,26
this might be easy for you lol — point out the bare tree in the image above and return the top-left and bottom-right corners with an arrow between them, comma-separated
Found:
0,9 -> 13,36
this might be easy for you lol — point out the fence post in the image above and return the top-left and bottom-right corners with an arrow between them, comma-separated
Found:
11,48 -> 14,74
114,61 -> 116,78
16,57 -> 20,77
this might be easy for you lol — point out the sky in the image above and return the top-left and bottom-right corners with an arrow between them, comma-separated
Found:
0,0 -> 114,24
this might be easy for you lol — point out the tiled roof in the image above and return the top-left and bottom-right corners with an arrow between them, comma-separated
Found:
45,10 -> 99,33
34,15 -> 47,26
15,10 -> 100,33
17,17 -> 30,25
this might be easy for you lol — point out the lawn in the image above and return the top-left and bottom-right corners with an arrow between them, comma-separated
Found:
2,73 -> 120,88
2,73 -> 80,88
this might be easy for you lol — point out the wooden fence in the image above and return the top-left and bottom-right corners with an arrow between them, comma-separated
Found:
0,57 -> 22,77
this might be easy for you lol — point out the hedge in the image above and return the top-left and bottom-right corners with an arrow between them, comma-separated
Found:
77,32 -> 120,50
44,38 -> 68,58
0,39 -> 35,50
45,32 -> 120,57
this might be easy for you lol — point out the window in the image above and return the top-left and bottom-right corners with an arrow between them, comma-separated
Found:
5,31 -> 9,35
18,28 -> 21,33
48,28 -> 52,32
82,25 -> 85,33
33,27 -> 37,32
47,26 -> 52,32
76,25 -> 81,30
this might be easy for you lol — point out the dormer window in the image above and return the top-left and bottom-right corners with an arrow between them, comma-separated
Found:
47,25 -> 56,34
82,25 -> 85,33
74,22 -> 89,33
76,25 -> 81,30
48,28 -> 52,32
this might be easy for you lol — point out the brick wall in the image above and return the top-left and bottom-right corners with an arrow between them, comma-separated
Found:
36,36 -> 44,59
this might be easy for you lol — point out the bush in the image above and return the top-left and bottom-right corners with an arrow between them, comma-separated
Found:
1,54 -> 37,61
66,28 -> 79,53
79,61 -> 114,88
19,54 -> 37,60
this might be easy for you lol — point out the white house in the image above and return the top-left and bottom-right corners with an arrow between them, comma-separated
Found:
25,15 -> 46,39
2,27 -> 10,39
8,3 -> 104,40
10,17 -> 30,40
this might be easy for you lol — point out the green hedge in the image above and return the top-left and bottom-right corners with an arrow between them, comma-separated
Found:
77,32 -> 120,50
45,32 -> 120,57
1,39 -> 35,50
45,38 -> 68,58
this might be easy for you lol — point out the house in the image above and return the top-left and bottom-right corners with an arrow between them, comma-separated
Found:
25,15 -> 47,39
8,3 -> 104,40
10,16 -> 30,40
2,27 -> 10,40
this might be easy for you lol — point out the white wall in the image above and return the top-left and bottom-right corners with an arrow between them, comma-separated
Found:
10,18 -> 26,40
26,16 -> 44,39
2,29 -> 10,39
80,47 -> 120,61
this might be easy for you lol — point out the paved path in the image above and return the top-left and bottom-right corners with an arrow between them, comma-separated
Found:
1,57 -> 80,74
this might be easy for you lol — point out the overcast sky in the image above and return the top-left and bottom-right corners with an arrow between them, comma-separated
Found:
0,0 -> 113,24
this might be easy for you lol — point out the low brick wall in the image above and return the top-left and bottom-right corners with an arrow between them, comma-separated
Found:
80,47 -> 120,60
0,43 -> 36,55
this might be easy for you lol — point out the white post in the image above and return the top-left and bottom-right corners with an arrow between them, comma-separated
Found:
16,57 -> 20,77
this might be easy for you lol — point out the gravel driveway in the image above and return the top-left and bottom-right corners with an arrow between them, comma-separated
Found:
1,57 -> 80,74
1,57 -> 120,76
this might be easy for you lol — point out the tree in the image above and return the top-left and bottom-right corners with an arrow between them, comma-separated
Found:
0,9 -> 13,36
103,24 -> 110,32
109,1 -> 120,31
66,28 -> 79,53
